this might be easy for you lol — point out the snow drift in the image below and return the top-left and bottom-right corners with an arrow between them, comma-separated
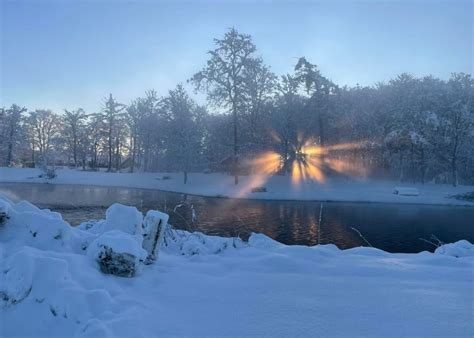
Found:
0,197 -> 473,337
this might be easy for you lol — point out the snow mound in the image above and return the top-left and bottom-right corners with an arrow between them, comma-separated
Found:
435,240 -> 474,257
0,247 -> 117,336
103,203 -> 144,235
248,232 -> 284,249
0,197 -> 74,252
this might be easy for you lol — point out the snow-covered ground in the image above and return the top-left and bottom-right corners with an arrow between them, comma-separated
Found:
1,167 -> 473,206
1,197 -> 473,337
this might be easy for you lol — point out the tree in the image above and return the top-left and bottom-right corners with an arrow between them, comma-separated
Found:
3,104 -> 27,166
163,84 -> 204,184
27,109 -> 60,164
63,108 -> 87,167
241,62 -> 276,152
294,57 -> 338,148
102,94 -> 126,172
191,28 -> 260,185
433,73 -> 473,186
87,114 -> 106,170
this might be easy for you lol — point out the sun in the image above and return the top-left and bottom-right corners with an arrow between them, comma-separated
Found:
246,135 -> 368,188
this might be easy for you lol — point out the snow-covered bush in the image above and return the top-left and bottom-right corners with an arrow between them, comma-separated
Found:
162,229 -> 245,256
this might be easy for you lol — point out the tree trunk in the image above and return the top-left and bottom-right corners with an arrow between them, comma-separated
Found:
451,157 -> 458,187
115,137 -> 120,171
107,129 -> 112,172
420,148 -> 426,184
233,103 -> 239,185
399,153 -> 404,182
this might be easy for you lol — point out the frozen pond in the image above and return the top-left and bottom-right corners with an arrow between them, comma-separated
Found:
1,182 -> 473,253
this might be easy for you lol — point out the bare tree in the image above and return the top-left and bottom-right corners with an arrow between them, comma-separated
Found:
63,108 -> 87,167
27,109 -> 60,164
3,104 -> 27,166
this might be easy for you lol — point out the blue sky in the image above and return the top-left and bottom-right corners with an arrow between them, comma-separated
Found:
1,0 -> 472,113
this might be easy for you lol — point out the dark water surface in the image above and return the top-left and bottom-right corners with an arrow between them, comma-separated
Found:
1,182 -> 472,253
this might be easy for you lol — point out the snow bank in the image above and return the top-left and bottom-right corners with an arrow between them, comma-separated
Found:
1,197 -> 473,337
1,167 -> 473,206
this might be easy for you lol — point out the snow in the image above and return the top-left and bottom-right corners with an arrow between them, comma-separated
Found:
1,167 -> 473,206
435,240 -> 474,258
1,197 -> 473,337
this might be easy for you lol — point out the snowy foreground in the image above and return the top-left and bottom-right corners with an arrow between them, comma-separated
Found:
1,197 -> 473,337
1,167 -> 474,206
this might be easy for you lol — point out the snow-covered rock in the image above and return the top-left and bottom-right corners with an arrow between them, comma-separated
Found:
87,230 -> 147,277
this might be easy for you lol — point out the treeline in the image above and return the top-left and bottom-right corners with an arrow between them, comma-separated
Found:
1,29 -> 473,185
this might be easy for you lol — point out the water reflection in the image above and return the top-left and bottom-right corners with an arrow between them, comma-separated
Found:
1,182 -> 473,253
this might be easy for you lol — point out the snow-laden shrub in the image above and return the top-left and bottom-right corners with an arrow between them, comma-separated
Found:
163,229 -> 245,256
87,230 -> 147,277
435,240 -> 474,258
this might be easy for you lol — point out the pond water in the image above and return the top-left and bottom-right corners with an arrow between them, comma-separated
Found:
1,182 -> 473,253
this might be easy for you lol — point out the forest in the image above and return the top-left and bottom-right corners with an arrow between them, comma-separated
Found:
1,28 -> 473,186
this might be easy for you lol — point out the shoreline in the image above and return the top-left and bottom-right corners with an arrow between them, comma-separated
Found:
1,167 -> 473,207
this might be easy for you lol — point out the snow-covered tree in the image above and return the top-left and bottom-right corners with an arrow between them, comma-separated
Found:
191,28 -> 261,185
2,104 -> 27,166
62,108 -> 87,167
163,84 -> 204,184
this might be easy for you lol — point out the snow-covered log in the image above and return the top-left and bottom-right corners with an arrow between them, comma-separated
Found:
393,187 -> 420,196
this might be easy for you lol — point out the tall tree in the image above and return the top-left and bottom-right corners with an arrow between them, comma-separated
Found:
163,84 -> 204,184
191,28 -> 260,185
102,94 -> 125,172
63,108 -> 87,167
27,109 -> 60,164
3,104 -> 27,166
294,57 -> 338,148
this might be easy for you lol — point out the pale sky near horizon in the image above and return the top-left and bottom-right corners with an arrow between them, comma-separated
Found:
1,0 -> 472,113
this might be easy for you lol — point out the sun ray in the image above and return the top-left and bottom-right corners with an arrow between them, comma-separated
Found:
240,134 -> 369,191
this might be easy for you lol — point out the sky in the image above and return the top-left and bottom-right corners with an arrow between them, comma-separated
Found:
1,0 -> 472,113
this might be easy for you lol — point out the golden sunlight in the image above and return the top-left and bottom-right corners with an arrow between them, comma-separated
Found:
246,136 -> 368,189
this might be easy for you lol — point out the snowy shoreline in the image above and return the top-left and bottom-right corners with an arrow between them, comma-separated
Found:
1,197 -> 473,337
1,167 -> 474,206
